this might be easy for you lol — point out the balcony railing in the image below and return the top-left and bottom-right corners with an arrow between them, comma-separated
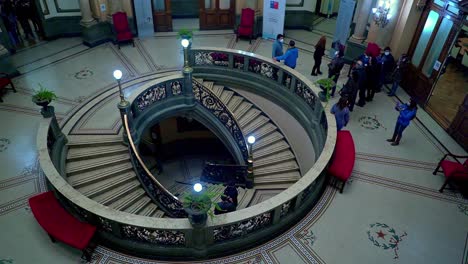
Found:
36,47 -> 336,259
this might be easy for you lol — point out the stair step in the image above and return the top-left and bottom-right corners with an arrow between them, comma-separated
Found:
211,84 -> 224,97
220,90 -> 234,105
93,180 -> 141,205
254,171 -> 301,184
66,153 -> 130,176
253,140 -> 290,159
238,108 -> 262,127
152,210 -> 165,217
203,81 -> 215,91
138,203 -> 158,217
67,163 -> 134,188
254,160 -> 300,176
253,131 -> 284,151
254,150 -> 296,168
67,144 -> 128,161
109,188 -> 146,211
124,196 -> 152,214
243,118 -> 274,137
254,183 -> 292,189
233,102 -> 253,119
76,172 -> 136,197
67,136 -> 123,148
227,96 -> 243,112
237,189 -> 255,209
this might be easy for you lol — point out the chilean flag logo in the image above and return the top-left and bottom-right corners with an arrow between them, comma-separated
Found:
270,1 -> 279,9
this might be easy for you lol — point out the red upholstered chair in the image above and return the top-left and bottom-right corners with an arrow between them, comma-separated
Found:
0,72 -> 17,102
365,42 -> 381,58
236,8 -> 255,44
433,153 -> 468,193
112,12 -> 135,49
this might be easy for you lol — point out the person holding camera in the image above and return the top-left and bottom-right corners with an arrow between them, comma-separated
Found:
387,98 -> 418,146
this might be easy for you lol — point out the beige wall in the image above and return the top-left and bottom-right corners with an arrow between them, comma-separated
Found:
90,0 -> 134,22
236,0 -> 264,15
389,0 -> 423,58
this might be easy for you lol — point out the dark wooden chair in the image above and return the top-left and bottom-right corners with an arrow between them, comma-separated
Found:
0,72 -> 17,102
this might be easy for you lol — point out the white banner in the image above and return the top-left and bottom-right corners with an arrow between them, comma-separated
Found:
262,0 -> 286,40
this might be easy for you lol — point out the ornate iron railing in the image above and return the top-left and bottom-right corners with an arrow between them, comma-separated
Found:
201,162 -> 248,186
192,79 -> 249,162
123,114 -> 186,218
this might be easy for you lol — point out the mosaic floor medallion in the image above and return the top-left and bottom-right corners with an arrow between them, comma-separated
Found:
74,68 -> 94,80
0,138 -> 11,152
458,204 -> 468,216
367,222 -> 407,259
358,115 -> 384,130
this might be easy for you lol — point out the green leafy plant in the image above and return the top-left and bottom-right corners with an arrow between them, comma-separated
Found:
182,185 -> 223,220
177,29 -> 193,40
32,84 -> 57,102
315,76 -> 336,102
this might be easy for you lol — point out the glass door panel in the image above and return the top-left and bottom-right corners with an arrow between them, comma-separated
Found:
153,0 -> 165,11
220,0 -> 230,10
412,10 -> 439,67
422,17 -> 453,76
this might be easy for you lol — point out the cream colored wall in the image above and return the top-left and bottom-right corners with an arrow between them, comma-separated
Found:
40,0 -> 81,19
159,118 -> 216,144
236,0 -> 263,15
89,0 -> 134,22
389,0 -> 422,58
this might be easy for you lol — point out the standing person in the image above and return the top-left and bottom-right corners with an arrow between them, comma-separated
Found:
272,34 -> 284,58
387,98 -> 418,146
340,70 -> 359,111
388,54 -> 409,96
26,0 -> 40,33
15,0 -> 34,40
331,97 -> 350,131
366,56 -> 379,102
274,40 -> 299,69
311,36 -> 326,76
1,0 -> 19,47
328,49 -> 345,97
376,47 -> 395,92
353,60 -> 367,107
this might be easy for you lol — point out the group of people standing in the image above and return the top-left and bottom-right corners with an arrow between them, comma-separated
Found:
1,0 -> 40,51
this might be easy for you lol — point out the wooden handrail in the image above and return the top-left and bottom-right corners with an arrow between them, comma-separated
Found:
123,114 -> 179,201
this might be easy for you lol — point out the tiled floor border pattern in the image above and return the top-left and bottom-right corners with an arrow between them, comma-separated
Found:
89,186 -> 337,264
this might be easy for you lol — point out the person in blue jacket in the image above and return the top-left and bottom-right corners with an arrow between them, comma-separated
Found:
387,98 -> 418,146
331,97 -> 350,131
272,34 -> 284,58
274,40 -> 298,69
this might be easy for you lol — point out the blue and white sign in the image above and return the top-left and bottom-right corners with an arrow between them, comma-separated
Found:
263,0 -> 286,39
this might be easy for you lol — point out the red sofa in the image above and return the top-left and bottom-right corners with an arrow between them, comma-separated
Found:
28,191 -> 97,261
433,153 -> 468,193
328,130 -> 355,193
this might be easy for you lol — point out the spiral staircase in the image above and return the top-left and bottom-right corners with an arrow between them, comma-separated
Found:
64,79 -> 302,217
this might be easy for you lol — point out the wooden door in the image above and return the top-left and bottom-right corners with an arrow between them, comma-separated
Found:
403,2 -> 462,104
448,95 -> 468,151
199,0 -> 235,30
152,0 -> 173,32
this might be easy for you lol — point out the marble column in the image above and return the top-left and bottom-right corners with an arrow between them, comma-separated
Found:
350,0 -> 373,42
366,0 -> 405,47
79,0 -> 97,27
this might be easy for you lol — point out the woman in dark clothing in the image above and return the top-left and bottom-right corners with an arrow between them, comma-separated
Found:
214,181 -> 238,215
311,36 -> 326,76
366,56 -> 379,102
340,70 -> 359,111
15,0 -> 34,40
328,49 -> 345,97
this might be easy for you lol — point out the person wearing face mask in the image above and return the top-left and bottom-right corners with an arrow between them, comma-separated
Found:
387,98 -> 418,146
328,49 -> 345,97
388,54 -> 409,96
376,47 -> 395,92
274,40 -> 299,69
272,34 -> 284,59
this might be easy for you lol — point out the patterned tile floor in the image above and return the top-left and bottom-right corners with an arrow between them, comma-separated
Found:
0,29 -> 467,264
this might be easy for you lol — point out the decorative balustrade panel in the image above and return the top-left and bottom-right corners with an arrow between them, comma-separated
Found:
122,225 -> 186,246
214,212 -> 273,242
135,84 -> 167,113
201,163 -> 248,186
171,80 -> 182,96
192,81 -> 249,161
194,51 -> 229,67
233,55 -> 244,70
280,200 -> 293,218
130,151 -> 187,218
248,58 -> 279,81
295,79 -> 317,111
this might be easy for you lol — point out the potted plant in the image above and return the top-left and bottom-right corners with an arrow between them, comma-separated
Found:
315,76 -> 335,102
32,84 -> 57,107
177,29 -> 193,40
182,184 -> 222,227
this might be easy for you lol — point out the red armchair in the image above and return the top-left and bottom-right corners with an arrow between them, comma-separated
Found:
0,72 -> 17,102
112,12 -> 135,49
433,153 -> 468,193
236,8 -> 255,44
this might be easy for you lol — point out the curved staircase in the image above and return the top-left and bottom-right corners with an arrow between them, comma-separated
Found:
195,79 -> 302,188
65,135 -> 166,217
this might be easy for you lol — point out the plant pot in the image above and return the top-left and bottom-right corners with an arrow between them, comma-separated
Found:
184,206 -> 209,227
32,97 -> 51,108
32,98 -> 54,118
318,91 -> 328,102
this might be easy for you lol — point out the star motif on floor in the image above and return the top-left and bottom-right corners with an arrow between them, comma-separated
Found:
376,230 -> 386,239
